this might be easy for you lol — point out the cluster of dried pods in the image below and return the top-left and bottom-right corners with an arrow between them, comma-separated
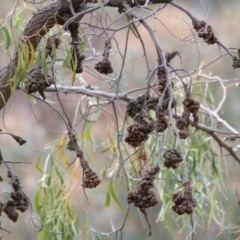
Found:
123,50 -> 200,234
0,172 -> 29,222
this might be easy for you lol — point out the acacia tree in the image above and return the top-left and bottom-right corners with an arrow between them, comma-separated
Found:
0,0 -> 240,239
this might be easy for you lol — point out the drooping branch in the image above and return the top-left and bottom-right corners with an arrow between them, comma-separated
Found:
0,0 -> 172,110
44,84 -> 240,164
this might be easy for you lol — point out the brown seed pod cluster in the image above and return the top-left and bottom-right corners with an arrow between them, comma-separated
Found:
125,114 -> 154,147
69,22 -> 85,74
3,173 -> 29,222
4,200 -> 19,222
176,107 -> 190,139
126,95 -> 145,118
95,40 -> 113,75
155,107 -> 168,132
192,20 -> 217,45
127,165 -> 160,213
46,37 -> 60,58
155,51 -> 178,95
232,49 -> 240,69
26,67 -> 54,99
95,59 -> 113,75
156,67 -> 168,94
163,149 -> 183,169
172,181 -> 197,215
165,50 -> 182,64
146,97 -> 158,110
78,154 -> 101,189
66,131 -> 78,151
183,96 -> 200,126
82,168 -> 101,189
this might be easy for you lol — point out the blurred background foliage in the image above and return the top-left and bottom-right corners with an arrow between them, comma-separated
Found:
0,0 -> 240,240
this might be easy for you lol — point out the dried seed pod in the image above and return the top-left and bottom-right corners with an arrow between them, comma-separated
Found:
176,107 -> 190,139
232,56 -> 240,69
95,39 -> 113,75
165,50 -> 182,64
156,67 -> 174,96
183,97 -> 200,126
192,20 -> 217,45
163,149 -> 183,169
127,165 -> 160,235
155,107 -> 168,133
95,59 -> 113,75
26,67 -> 54,99
183,97 -> 200,114
172,181 -> 197,215
82,168 -> 101,189
146,97 -> 158,110
4,205 -> 19,222
126,95 -> 145,118
78,155 -> 101,189
125,115 -> 154,147
67,132 -> 78,151
46,37 -> 60,57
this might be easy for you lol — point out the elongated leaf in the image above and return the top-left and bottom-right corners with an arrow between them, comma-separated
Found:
34,187 -> 42,213
36,155 -> 43,173
109,178 -> 125,212
79,27 -> 87,51
62,39 -> 72,68
0,25 -> 11,49
125,15 -> 139,39
97,0 -> 111,21
105,191 -> 111,207
59,135 -> 81,178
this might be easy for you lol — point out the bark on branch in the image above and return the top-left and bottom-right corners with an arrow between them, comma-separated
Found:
0,0 -> 172,110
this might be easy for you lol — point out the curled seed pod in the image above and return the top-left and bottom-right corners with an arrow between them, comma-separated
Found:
26,67 -> 54,99
163,149 -> 183,169
67,132 -> 78,151
46,37 -> 60,57
4,206 -> 19,222
125,115 -> 154,147
146,97 -> 158,110
176,107 -> 190,139
165,50 -> 182,64
127,165 -> 160,212
156,67 -> 174,96
172,181 -> 197,215
183,97 -> 200,126
155,107 -> 168,133
95,59 -> 113,75
126,95 -> 145,118
183,97 -> 200,114
82,167 -> 101,189
192,20 -> 217,45
232,51 -> 240,69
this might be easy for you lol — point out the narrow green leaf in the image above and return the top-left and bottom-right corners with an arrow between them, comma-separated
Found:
34,187 -> 42,213
97,0 -> 111,21
105,191 -> 111,207
94,234 -> 101,240
0,25 -> 11,49
109,178 -> 125,212
36,155 -> 43,173
62,39 -> 71,68
125,15 -> 139,39
79,27 -> 87,51
101,145 -> 111,153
